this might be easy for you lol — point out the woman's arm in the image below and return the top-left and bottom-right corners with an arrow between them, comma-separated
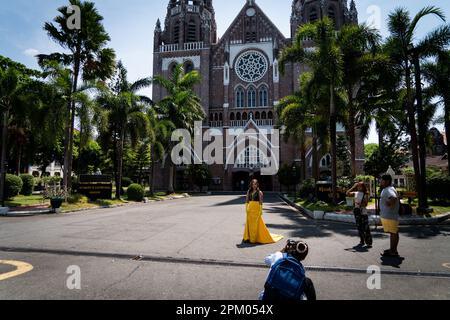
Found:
260,191 -> 264,205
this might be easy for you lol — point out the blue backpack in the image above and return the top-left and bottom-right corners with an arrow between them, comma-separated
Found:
262,255 -> 306,301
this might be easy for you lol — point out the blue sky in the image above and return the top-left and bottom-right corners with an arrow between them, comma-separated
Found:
1,0 -> 449,143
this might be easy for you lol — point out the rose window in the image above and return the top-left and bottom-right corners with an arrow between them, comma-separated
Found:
235,51 -> 268,83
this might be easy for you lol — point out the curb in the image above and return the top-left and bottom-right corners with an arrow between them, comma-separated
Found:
279,194 -> 450,226
0,194 -> 191,217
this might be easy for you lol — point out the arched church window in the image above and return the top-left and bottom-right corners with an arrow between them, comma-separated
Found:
209,113 -> 213,121
214,113 -> 219,121
248,87 -> 256,108
184,61 -> 194,74
235,87 -> 245,108
236,113 -> 241,121
219,113 -> 223,121
268,111 -> 273,119
255,112 -> 260,120
242,112 -> 248,121
261,111 -> 267,120
328,7 -> 336,22
310,7 -> 318,22
230,113 -> 235,121
187,20 -> 197,43
259,86 -> 268,107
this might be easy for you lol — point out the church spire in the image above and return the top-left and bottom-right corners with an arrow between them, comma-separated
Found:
349,0 -> 358,23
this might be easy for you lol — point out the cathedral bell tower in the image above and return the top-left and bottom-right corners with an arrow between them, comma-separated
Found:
291,0 -> 358,38
155,0 -> 217,49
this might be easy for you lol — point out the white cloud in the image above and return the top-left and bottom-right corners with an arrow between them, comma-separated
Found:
23,48 -> 40,57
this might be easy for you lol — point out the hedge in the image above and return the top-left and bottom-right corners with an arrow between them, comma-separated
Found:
127,184 -> 145,202
20,174 -> 35,196
5,174 -> 23,199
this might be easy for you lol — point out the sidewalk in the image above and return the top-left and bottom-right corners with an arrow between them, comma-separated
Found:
280,194 -> 450,226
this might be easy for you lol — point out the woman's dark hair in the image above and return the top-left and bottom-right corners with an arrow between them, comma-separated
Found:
248,179 -> 260,194
285,240 -> 309,261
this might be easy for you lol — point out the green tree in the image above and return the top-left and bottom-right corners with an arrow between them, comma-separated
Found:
97,62 -> 150,199
336,136 -> 351,177
337,23 -> 381,177
38,0 -> 116,193
385,6 -> 450,210
280,17 -> 343,203
423,50 -> 450,175
152,64 -> 204,193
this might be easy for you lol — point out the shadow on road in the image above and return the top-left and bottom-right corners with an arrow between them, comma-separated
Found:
380,255 -> 406,269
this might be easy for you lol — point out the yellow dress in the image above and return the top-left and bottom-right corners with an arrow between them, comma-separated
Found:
243,200 -> 284,244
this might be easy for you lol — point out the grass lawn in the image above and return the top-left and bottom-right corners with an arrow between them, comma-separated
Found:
6,192 -> 188,213
295,198 -> 350,213
5,195 -> 49,207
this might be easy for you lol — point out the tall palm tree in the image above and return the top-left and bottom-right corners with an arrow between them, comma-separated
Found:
280,17 -> 343,203
423,50 -> 450,175
97,62 -> 151,199
147,107 -> 175,195
386,6 -> 450,210
337,23 -> 381,177
38,0 -> 116,193
152,64 -> 204,194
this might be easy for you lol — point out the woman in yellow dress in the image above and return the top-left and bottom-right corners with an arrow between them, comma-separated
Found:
243,179 -> 284,244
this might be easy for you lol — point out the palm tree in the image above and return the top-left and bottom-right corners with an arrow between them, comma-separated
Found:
277,72 -> 329,183
423,50 -> 450,175
97,62 -> 151,199
280,17 -> 343,203
337,23 -> 381,177
152,64 -> 204,194
38,0 -> 116,193
147,107 -> 175,196
386,6 -> 450,211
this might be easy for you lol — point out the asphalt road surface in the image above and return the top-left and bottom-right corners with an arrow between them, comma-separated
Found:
1,194 -> 449,300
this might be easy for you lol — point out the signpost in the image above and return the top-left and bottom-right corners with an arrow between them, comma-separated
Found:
78,175 -> 112,200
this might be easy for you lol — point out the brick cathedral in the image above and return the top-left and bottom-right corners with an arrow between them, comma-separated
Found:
152,0 -> 365,192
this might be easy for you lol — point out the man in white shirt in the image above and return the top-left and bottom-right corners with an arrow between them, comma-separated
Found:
380,175 -> 400,257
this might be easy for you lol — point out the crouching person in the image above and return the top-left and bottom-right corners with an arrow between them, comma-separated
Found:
260,240 -> 316,301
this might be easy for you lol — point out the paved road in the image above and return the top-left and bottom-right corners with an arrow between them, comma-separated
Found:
0,194 -> 449,300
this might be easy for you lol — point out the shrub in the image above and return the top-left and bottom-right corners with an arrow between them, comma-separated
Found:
5,174 -> 23,199
298,179 -> 316,199
20,174 -> 35,196
127,184 -> 145,202
121,177 -> 133,188
427,175 -> 450,202
67,194 -> 89,204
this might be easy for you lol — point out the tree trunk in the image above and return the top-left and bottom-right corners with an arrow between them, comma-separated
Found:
445,97 -> 450,176
66,55 -> 81,194
300,133 -> 306,182
149,147 -> 155,196
312,128 -> 319,181
413,54 -> 428,210
116,129 -> 125,200
0,109 -> 9,206
330,83 -> 338,204
405,61 -> 422,203
168,163 -> 174,194
347,97 -> 357,178
16,144 -> 22,175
